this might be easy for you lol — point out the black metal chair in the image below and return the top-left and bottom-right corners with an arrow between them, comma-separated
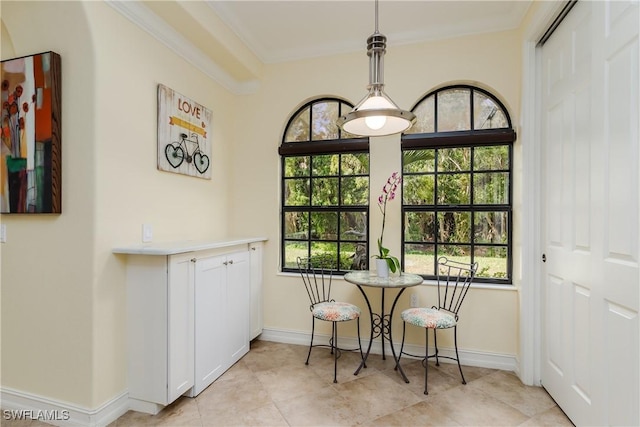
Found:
297,257 -> 364,383
398,256 -> 478,394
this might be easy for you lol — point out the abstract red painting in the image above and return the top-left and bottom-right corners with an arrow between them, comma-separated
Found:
1,51 -> 62,213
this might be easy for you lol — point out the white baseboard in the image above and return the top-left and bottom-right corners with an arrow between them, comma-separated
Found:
258,327 -> 518,372
0,388 -> 129,427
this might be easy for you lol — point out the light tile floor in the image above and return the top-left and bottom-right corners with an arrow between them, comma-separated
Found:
4,340 -> 575,426
113,340 -> 573,426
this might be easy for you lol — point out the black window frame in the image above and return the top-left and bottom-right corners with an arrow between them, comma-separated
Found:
401,85 -> 516,284
279,97 -> 370,275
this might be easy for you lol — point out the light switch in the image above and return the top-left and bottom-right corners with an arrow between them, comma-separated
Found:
0,224 -> 6,243
410,293 -> 418,308
142,224 -> 153,243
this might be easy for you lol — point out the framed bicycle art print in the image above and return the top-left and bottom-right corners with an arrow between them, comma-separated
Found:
157,84 -> 212,179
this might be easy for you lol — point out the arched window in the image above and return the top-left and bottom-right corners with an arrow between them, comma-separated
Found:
279,98 -> 370,273
401,85 -> 516,283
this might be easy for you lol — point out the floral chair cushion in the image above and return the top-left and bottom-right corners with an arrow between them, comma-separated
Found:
401,307 -> 457,329
312,301 -> 361,322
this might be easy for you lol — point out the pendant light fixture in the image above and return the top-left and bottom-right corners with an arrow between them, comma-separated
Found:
338,0 -> 415,137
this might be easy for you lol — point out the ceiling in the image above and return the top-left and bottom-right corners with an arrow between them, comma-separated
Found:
108,0 -> 533,93
207,1 -> 533,63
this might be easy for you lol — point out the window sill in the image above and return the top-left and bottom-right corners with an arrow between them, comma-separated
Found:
419,279 -> 516,291
279,271 -> 516,291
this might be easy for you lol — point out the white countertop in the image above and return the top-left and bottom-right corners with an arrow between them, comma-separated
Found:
113,237 -> 267,255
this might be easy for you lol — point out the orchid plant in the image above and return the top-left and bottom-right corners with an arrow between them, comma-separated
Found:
373,172 -> 401,273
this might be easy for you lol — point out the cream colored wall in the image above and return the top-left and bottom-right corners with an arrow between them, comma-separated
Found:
86,1 -> 238,405
1,1 -> 97,407
231,29 -> 523,356
1,0 -> 238,409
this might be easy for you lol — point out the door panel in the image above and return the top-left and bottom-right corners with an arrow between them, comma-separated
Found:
167,254 -> 195,402
541,1 -> 639,425
600,1 -> 639,423
227,251 -> 250,364
605,302 -> 639,426
193,253 -> 226,395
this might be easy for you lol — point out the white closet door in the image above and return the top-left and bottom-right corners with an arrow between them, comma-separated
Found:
540,1 -> 639,425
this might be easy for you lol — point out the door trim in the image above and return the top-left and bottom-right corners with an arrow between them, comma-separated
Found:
518,0 -> 568,387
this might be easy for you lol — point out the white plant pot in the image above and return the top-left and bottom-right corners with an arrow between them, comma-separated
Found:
376,259 -> 389,278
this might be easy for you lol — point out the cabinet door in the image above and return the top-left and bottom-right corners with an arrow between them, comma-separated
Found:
226,251 -> 250,365
192,253 -> 227,395
126,255 -> 170,407
249,242 -> 264,339
167,254 -> 195,402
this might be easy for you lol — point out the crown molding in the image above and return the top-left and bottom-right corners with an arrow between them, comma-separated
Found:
105,0 -> 260,95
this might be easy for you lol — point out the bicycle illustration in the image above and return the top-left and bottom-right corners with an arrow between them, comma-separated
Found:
164,132 -> 210,174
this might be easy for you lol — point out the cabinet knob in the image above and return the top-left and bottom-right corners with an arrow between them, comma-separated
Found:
228,260 -> 234,265
251,247 -> 256,251
191,258 -> 197,263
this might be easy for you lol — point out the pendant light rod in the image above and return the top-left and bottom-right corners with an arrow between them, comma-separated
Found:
374,0 -> 379,33
369,0 -> 383,87
337,0 -> 416,137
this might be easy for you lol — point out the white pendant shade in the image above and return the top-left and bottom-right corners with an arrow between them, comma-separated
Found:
340,89 -> 415,137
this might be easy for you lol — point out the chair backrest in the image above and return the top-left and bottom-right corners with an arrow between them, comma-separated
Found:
297,257 -> 335,311
435,256 -> 478,320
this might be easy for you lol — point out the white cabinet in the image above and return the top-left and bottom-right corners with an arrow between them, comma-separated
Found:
124,252 -> 196,414
249,242 -> 264,339
191,252 -> 226,397
114,238 -> 265,415
191,250 -> 250,396
225,251 -> 251,364
167,253 -> 196,402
